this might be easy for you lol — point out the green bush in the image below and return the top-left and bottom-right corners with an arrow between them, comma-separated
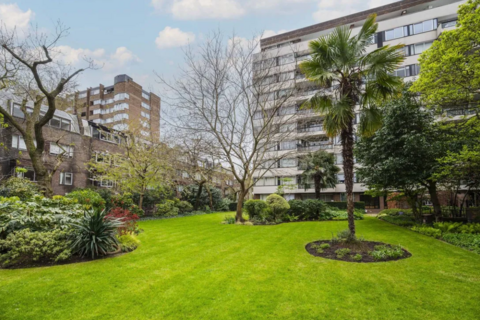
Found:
353,254 -> 363,261
287,200 -> 304,217
228,202 -> 238,211
0,177 -> 40,200
244,200 -> 269,220
71,209 -> 122,259
66,189 -> 105,210
441,233 -> 480,254
0,228 -> 72,267
331,209 -> 364,221
0,196 -> 84,238
369,245 -> 404,261
379,215 -> 416,227
411,226 -> 442,239
303,199 -> 329,220
265,194 -> 290,220
335,248 -> 351,258
320,243 -> 330,249
223,215 -> 236,224
155,200 -> 179,217
378,208 -> 413,217
111,193 -> 144,217
117,234 -> 140,252
326,202 -> 365,210
181,184 -> 222,209
174,200 -> 194,214
433,222 -> 480,234
96,188 -> 114,211
215,198 -> 232,211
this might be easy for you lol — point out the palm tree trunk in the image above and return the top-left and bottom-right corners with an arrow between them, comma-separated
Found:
341,123 -> 355,236
314,174 -> 321,199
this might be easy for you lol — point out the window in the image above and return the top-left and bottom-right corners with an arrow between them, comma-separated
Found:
50,143 -> 74,157
104,98 -> 114,104
280,141 -> 297,150
177,185 -> 184,192
392,66 -> 410,78
367,34 -> 377,44
259,92 -> 275,102
93,99 -> 102,105
59,172 -> 73,185
335,154 -> 343,165
412,19 -> 437,35
142,92 -> 150,100
141,121 -> 150,128
278,71 -> 294,82
78,92 -> 87,99
412,41 -> 433,55
296,54 -> 311,62
385,26 -> 407,40
337,173 -> 345,183
100,179 -> 114,188
90,89 -> 100,96
113,113 -> 129,121
279,158 -> 297,168
277,53 -> 294,66
279,123 -> 295,133
182,171 -> 189,178
276,89 -> 291,99
114,93 -> 130,101
93,109 -> 101,115
140,130 -> 149,136
442,20 -> 457,28
48,117 -> 71,131
141,102 -> 151,110
11,103 -> 25,118
11,134 -> 27,150
141,111 -> 150,119
278,105 -> 296,116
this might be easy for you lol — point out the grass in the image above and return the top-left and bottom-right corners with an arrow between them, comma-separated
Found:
1,214 -> 480,320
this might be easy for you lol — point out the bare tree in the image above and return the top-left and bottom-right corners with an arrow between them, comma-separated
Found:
157,31 -> 302,221
0,22 -> 94,197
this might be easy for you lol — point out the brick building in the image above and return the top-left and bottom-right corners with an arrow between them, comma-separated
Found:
75,74 -> 161,139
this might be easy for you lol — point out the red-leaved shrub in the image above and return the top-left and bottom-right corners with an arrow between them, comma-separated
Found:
106,207 -> 139,235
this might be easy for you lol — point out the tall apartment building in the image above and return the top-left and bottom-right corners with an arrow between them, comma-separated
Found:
76,74 -> 161,138
252,0 -> 465,211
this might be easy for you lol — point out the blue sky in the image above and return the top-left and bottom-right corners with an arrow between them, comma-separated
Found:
1,0 -> 395,92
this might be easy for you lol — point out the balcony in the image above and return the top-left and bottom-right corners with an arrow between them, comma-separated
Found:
297,125 -> 323,133
443,107 -> 476,117
297,144 -> 333,152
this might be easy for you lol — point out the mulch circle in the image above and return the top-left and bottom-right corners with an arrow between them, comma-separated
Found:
305,240 -> 412,263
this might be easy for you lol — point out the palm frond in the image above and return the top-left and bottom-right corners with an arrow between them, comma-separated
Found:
358,105 -> 383,137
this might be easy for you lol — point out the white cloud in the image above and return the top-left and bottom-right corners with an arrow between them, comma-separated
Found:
54,46 -> 140,72
0,3 -> 34,33
312,0 -> 397,23
155,26 -> 195,49
153,0 -> 245,20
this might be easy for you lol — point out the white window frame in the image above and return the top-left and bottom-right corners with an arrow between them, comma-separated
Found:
59,172 -> 73,185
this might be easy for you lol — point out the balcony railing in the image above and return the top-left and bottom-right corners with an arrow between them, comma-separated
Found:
297,125 -> 323,133
444,108 -> 476,117
297,144 -> 333,152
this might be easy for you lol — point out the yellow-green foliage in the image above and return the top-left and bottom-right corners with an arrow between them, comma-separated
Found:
117,234 -> 140,252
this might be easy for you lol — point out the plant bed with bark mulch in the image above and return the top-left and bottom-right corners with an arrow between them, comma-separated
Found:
305,240 -> 411,263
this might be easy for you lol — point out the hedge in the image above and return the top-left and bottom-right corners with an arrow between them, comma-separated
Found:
228,202 -> 238,211
326,201 -> 365,210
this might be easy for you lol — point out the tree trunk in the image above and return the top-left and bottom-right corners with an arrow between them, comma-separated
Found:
205,185 -> 214,210
314,173 -> 321,199
36,171 -> 53,198
341,123 -> 355,236
194,182 -> 205,210
235,188 -> 246,222
139,193 -> 144,210
427,181 -> 441,221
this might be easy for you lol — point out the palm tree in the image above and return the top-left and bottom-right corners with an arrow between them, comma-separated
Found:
299,14 -> 405,236
299,150 -> 340,199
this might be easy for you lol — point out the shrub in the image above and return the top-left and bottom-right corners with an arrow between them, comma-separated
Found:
336,229 -> 359,243
432,222 -> 463,234
320,243 -> 330,249
411,226 -> 442,239
96,188 -> 114,211
0,196 -> 84,238
287,200 -> 304,217
66,189 -> 105,210
244,200 -> 269,220
71,209 -> 122,259
378,208 -> 413,217
303,199 -> 328,220
215,198 -> 232,212
132,188 -> 171,212
106,208 -> 139,235
117,234 -> 140,252
181,184 -> 222,209
223,215 -> 236,224
174,200 -> 194,214
284,214 -> 299,222
155,200 -> 179,217
0,228 -> 72,267
331,210 -> 364,221
457,223 -> 480,234
0,177 -> 40,200
326,201 -> 365,210
228,202 -> 238,211
335,248 -> 351,258
441,233 -> 480,254
265,194 -> 290,220
353,254 -> 363,261
110,193 -> 144,217
369,245 -> 404,261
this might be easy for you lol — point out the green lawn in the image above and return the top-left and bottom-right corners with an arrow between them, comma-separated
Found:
1,214 -> 479,320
